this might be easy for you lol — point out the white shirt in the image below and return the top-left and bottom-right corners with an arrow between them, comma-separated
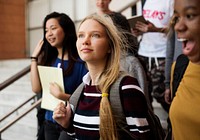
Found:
138,0 -> 174,58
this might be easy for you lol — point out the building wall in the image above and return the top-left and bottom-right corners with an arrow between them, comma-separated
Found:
0,0 -> 26,60
27,0 -> 80,56
0,0 -> 141,59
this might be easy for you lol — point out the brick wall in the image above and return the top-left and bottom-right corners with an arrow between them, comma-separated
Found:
0,0 -> 26,59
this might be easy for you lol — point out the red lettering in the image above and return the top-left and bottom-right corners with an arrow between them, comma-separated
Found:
158,12 -> 166,20
143,10 -> 151,18
151,11 -> 159,19
143,9 -> 166,20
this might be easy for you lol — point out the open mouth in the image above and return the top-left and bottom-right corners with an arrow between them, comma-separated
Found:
177,38 -> 188,49
48,38 -> 56,43
177,38 -> 196,54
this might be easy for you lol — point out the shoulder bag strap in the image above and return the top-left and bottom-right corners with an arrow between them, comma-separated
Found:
69,82 -> 84,113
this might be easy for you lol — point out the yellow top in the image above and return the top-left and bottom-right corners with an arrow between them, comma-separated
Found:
169,61 -> 200,140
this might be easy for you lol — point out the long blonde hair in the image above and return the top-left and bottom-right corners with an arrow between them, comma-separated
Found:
78,14 -> 128,140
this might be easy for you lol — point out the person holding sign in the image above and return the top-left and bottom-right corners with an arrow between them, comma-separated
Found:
30,12 -> 87,140
132,0 -> 174,112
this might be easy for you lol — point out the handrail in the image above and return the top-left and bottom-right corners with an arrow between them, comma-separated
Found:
0,94 -> 36,122
0,63 -> 38,139
0,65 -> 31,91
0,98 -> 42,133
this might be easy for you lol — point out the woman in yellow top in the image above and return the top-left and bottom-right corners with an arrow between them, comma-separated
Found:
169,0 -> 200,139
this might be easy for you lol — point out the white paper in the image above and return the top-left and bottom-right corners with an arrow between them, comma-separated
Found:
37,66 -> 65,111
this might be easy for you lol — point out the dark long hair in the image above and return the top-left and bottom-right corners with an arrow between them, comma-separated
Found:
39,12 -> 78,76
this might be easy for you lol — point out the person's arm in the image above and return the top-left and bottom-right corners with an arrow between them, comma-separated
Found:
164,30 -> 175,104
121,76 -> 151,139
165,30 -> 175,89
131,20 -> 166,37
136,21 -> 166,33
30,40 -> 44,94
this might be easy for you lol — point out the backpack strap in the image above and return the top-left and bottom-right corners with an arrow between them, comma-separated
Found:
172,54 -> 189,98
110,72 -> 138,139
69,82 -> 84,113
109,72 -> 129,128
166,54 -> 189,139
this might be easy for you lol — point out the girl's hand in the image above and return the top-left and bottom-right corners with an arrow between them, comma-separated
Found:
164,88 -> 172,104
49,82 -> 63,99
135,21 -> 163,33
53,102 -> 72,128
131,28 -> 143,37
32,39 -> 44,57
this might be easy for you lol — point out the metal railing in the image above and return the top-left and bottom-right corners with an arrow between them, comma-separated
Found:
0,65 -> 30,91
0,94 -> 36,122
0,64 -> 40,140
0,99 -> 41,133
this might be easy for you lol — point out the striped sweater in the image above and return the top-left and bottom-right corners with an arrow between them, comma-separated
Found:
67,73 -> 152,139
